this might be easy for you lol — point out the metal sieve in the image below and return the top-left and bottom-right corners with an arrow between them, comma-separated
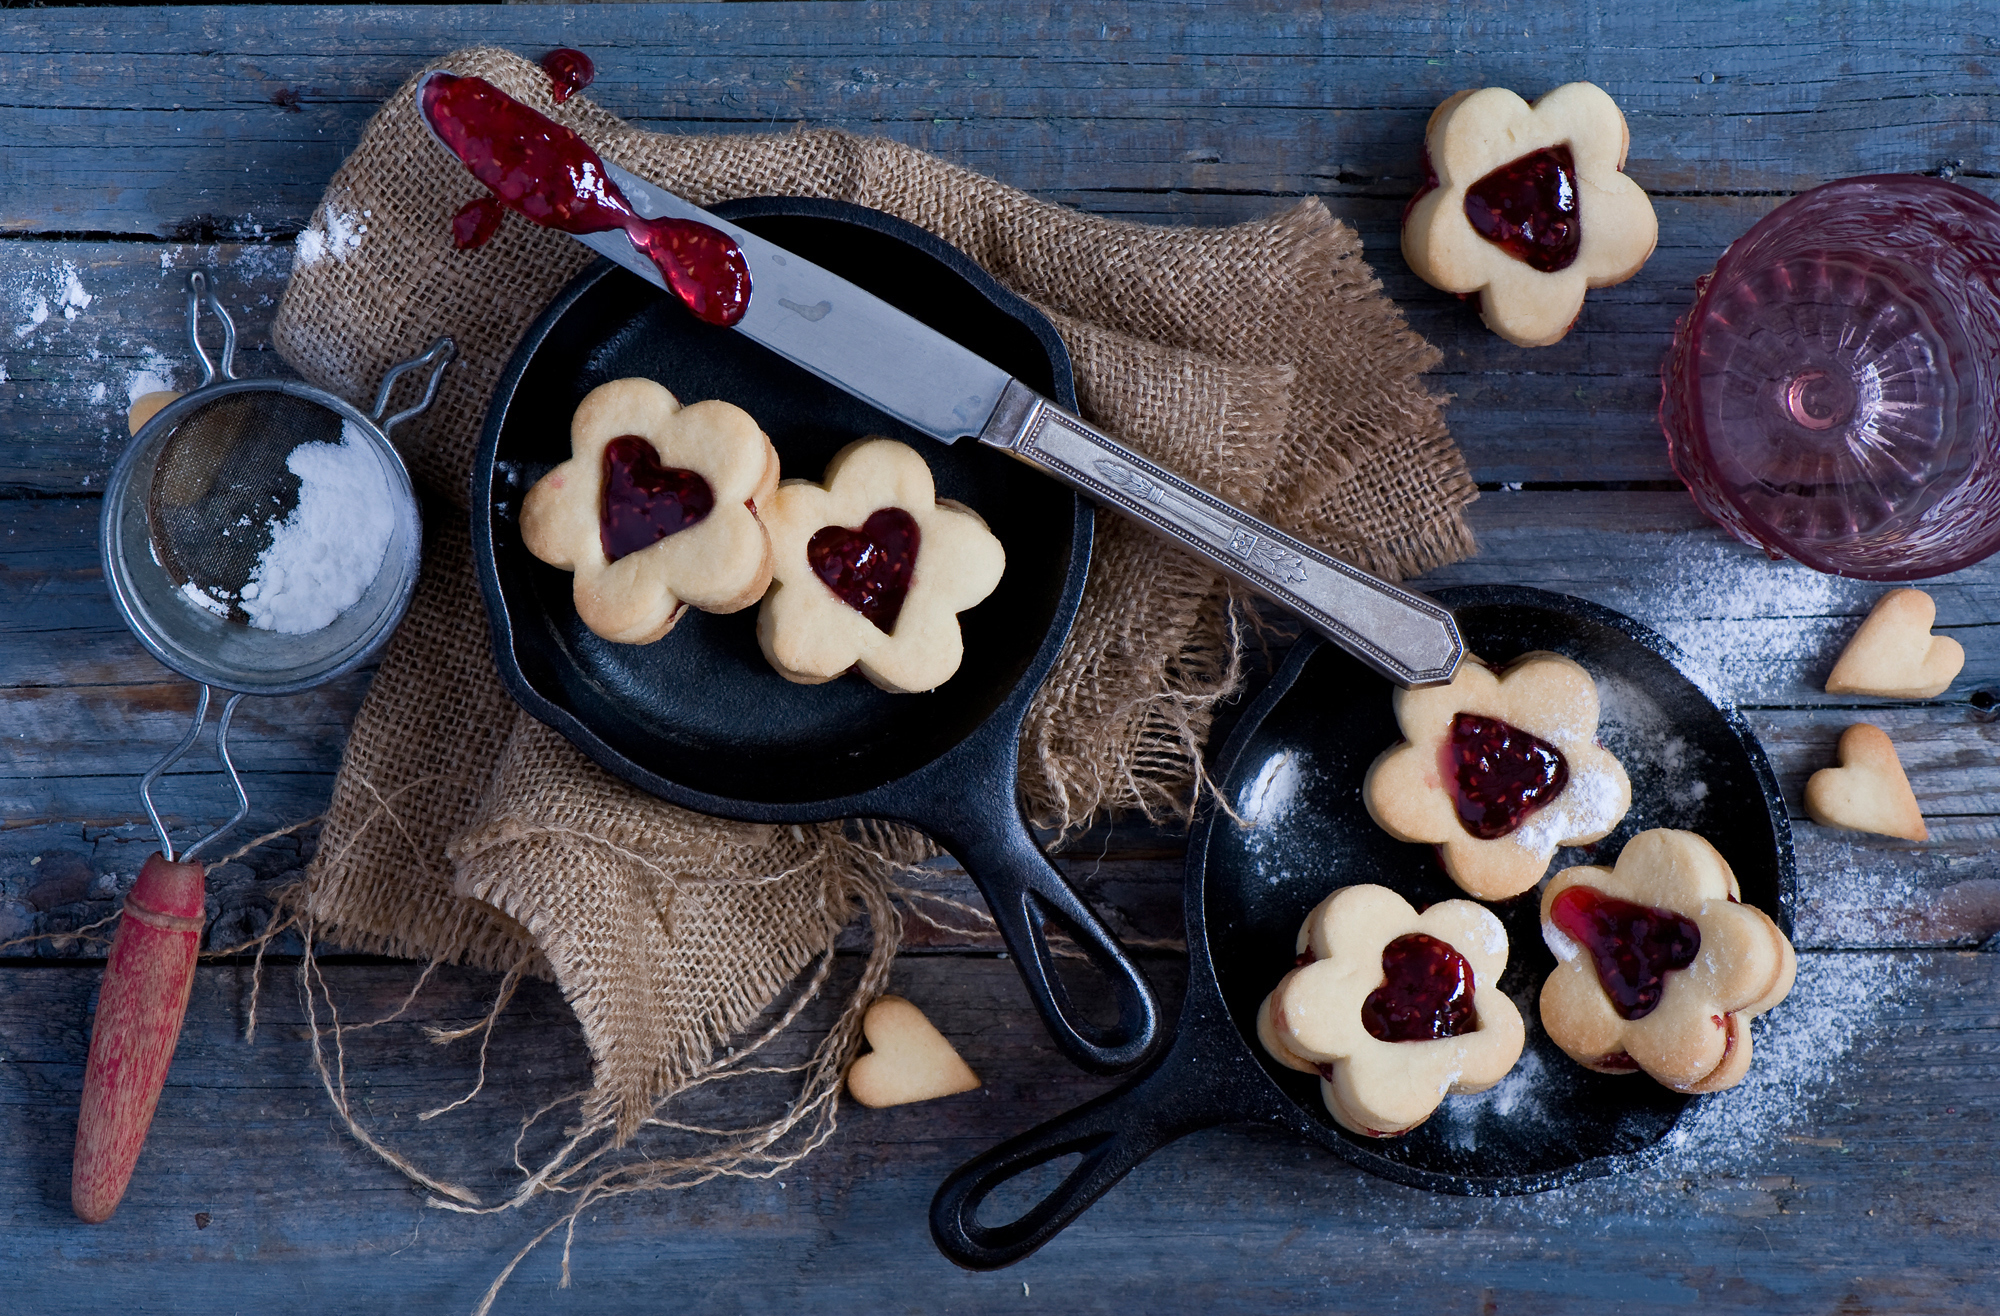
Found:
100,270 -> 449,857
74,271 -> 451,1224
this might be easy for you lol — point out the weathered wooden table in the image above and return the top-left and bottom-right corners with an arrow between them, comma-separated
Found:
5,5 -> 1998,1311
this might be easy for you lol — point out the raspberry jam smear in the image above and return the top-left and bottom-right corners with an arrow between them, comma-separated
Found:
540,47 -> 595,104
1361,933 -> 1478,1043
420,73 -> 750,326
1464,145 -> 1582,274
599,436 -> 716,562
1441,712 -> 1569,840
807,508 -> 921,633
1549,884 -> 1702,1020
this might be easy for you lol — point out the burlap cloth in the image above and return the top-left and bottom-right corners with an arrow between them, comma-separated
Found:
272,48 -> 1473,1140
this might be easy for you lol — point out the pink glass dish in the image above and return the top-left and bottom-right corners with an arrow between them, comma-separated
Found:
1661,175 -> 2000,579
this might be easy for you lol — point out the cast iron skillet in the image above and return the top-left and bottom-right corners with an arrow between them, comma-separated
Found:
472,197 -> 1158,1073
932,585 -> 1797,1267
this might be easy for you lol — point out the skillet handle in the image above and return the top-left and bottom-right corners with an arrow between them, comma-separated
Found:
923,778 -> 1160,1075
930,1042 -> 1228,1269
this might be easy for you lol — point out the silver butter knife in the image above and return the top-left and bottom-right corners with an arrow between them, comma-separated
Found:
417,71 -> 1460,686
591,160 -> 1463,688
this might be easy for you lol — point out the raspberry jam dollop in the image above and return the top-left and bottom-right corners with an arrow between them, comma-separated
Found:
599,435 -> 716,562
1464,145 -> 1582,274
420,72 -> 750,326
1549,884 -> 1702,1020
450,195 -> 505,250
807,508 -> 920,633
540,47 -> 595,104
1360,933 -> 1478,1043
1441,712 -> 1569,840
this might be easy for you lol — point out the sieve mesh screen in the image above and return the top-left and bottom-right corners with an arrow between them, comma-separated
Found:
145,393 -> 342,621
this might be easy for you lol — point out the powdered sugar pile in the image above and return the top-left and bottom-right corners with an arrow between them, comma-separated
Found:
12,260 -> 93,338
238,420 -> 396,634
294,199 -> 370,270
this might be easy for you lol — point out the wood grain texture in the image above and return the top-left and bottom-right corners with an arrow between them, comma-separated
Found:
1,952 -> 1994,1314
3,2 -> 1995,237
7,492 -> 1998,955
6,3 -> 2000,1304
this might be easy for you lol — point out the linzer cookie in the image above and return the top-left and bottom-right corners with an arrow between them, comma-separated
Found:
757,437 -> 1005,693
1259,884 -> 1524,1136
1402,82 -> 1657,347
519,378 -> 781,644
1363,651 -> 1632,900
1539,829 -> 1795,1093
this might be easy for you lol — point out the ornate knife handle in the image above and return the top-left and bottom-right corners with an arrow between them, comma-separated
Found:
979,380 -> 1463,688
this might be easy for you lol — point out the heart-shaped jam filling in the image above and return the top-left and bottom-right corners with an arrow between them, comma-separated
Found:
1441,712 -> 1569,840
598,435 -> 716,563
807,507 -> 920,633
1464,144 -> 1581,274
1549,884 -> 1702,1020
1360,933 -> 1478,1043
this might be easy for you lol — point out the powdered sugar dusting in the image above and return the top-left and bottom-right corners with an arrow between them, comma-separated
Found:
238,420 -> 396,634
1649,544 -> 1859,703
1511,765 -> 1621,856
124,346 -> 177,406
1543,920 -> 1582,963
1662,952 -> 1908,1170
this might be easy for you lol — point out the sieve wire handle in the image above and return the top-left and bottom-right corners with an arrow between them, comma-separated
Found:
372,336 -> 457,438
139,686 -> 250,864
184,271 -> 238,385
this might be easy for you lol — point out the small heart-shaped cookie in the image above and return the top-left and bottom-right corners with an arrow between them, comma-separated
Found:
1804,723 -> 1927,842
844,995 -> 981,1109
128,390 -> 181,435
1825,588 -> 1963,699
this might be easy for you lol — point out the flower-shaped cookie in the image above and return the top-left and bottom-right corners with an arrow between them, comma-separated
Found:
1364,651 -> 1632,901
1258,884 -> 1524,1137
1539,829 -> 1796,1093
756,437 -> 1005,693
520,377 -> 780,644
1402,82 -> 1658,347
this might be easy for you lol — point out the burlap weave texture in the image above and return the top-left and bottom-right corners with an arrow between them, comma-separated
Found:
272,48 -> 1473,1135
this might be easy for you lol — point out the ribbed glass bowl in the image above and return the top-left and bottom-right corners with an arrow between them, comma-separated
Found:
1661,175 -> 2000,579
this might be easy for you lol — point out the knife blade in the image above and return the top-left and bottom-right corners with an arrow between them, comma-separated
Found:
594,162 -> 1463,688
423,79 -> 1461,686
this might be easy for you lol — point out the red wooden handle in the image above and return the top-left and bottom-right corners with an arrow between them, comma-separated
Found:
72,852 -> 205,1223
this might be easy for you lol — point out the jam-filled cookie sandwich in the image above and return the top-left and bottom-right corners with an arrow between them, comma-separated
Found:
1402,81 -> 1657,347
1363,651 -> 1632,901
1539,828 -> 1795,1094
756,437 -> 1005,693
1258,884 -> 1525,1137
519,377 -> 781,644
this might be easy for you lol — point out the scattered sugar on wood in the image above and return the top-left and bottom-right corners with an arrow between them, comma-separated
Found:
124,346 -> 177,405
1648,543 -> 1861,703
239,420 -> 395,634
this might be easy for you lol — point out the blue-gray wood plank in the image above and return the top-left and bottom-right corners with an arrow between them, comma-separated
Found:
3,3 -> 1998,1312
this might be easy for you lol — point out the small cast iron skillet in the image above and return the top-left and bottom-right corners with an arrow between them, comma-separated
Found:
472,197 -> 1158,1073
932,585 -> 1797,1268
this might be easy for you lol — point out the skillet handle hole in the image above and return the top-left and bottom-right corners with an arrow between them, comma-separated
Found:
1027,891 -> 1140,1044
971,1150 -> 1085,1233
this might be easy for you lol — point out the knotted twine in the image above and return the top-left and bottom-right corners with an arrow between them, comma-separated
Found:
267,45 -> 1472,1266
